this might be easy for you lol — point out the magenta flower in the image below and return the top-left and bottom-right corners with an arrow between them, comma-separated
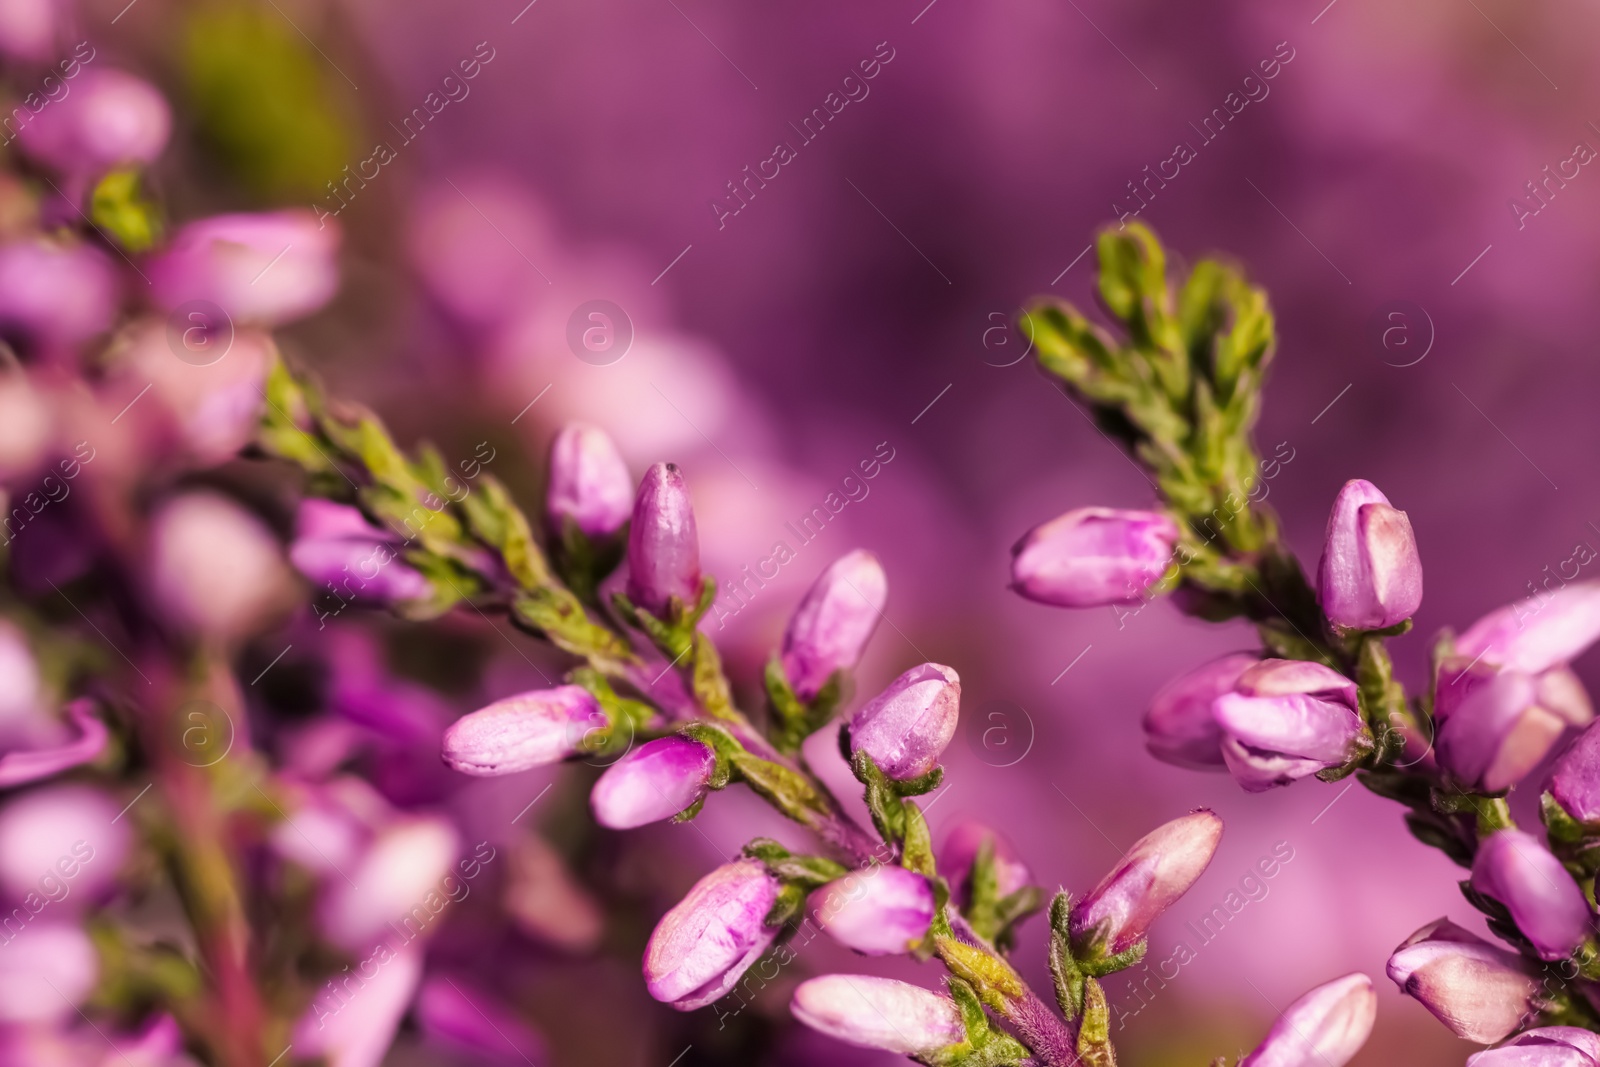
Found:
941,820 -> 1032,901
1386,918 -> 1539,1044
1316,478 -> 1422,630
0,699 -> 108,788
1471,829 -> 1591,961
1551,720 -> 1600,822
847,662 -> 960,779
0,235 -> 117,356
643,859 -> 780,1010
1211,659 -> 1366,792
16,69 -> 171,177
147,492 -> 292,644
293,944 -> 423,1067
814,865 -> 936,955
1069,810 -> 1222,955
0,920 -> 98,1024
590,736 -> 716,829
1010,506 -> 1179,608
150,210 -> 341,326
1238,973 -> 1376,1067
0,0 -> 62,61
416,973 -> 547,1064
1143,652 -> 1257,769
0,783 -> 130,909
1467,1028 -> 1600,1067
316,815 -> 460,953
1455,581 -> 1600,675
625,462 -> 701,615
1435,663 -> 1592,793
442,685 -> 605,775
791,975 -> 965,1055
780,549 -> 887,701
289,499 -> 432,607
547,422 -> 632,539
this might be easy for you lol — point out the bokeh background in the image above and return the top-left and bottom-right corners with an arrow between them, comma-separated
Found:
58,0 -> 1600,1062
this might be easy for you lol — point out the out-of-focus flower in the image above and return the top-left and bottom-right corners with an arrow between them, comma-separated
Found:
1143,652 -> 1257,769
502,832 -> 605,954
1070,810 -> 1222,955
1238,973 -> 1376,1067
1386,918 -> 1539,1044
416,973 -> 547,1065
408,175 -> 556,331
289,499 -> 432,607
1454,582 -> 1600,675
0,920 -> 98,1023
146,491 -> 292,644
150,211 -> 340,326
16,69 -> 170,176
547,422 -> 632,539
1010,506 -> 1178,608
1316,478 -> 1422,630
847,662 -> 960,780
441,685 -> 605,776
643,858 -> 779,1011
814,865 -> 936,956
1471,829 -> 1590,961
1435,664 -> 1592,793
941,820 -> 1031,902
1212,659 -> 1366,791
0,0 -> 59,62
780,549 -> 886,701
0,699 -> 108,787
1467,1028 -> 1600,1066
318,815 -> 459,953
0,620 -> 45,743
590,736 -> 716,829
292,944 -> 423,1067
626,461 -> 701,615
0,375 -> 53,481
1551,720 -> 1600,822
0,783 -> 130,907
791,975 -> 965,1055
0,235 -> 117,355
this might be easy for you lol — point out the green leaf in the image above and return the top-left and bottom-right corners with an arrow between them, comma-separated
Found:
90,169 -> 162,252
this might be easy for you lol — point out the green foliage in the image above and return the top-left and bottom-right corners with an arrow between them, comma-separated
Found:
90,169 -> 162,252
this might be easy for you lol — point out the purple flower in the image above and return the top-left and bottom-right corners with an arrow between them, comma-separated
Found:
547,422 -> 632,539
590,736 -> 716,829
290,499 -> 432,607
416,973 -> 547,1065
0,0 -> 62,61
442,685 -> 606,776
1467,1028 -> 1600,1067
0,236 -> 117,356
317,815 -> 460,953
1238,973 -> 1376,1067
1316,478 -> 1423,630
1386,918 -> 1540,1044
1471,829 -> 1591,961
1143,652 -> 1257,769
625,462 -> 701,616
1551,720 -> 1600,822
814,865 -> 936,956
847,662 -> 960,779
293,944 -> 423,1067
150,210 -> 341,327
1212,659 -> 1366,792
1455,581 -> 1600,675
791,975 -> 965,1055
0,783 -> 130,909
1069,810 -> 1222,955
16,69 -> 171,177
0,921 -> 98,1024
780,549 -> 887,701
643,859 -> 780,1010
0,699 -> 109,788
147,492 -> 292,644
1010,506 -> 1179,608
941,820 -> 1032,902
1435,663 -> 1592,793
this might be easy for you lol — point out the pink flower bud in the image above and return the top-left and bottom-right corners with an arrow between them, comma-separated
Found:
1010,506 -> 1179,608
781,549 -> 887,701
289,499 -> 432,606
547,422 -> 632,539
1471,829 -> 1591,961
0,0 -> 61,62
1551,720 -> 1600,822
1070,810 -> 1222,955
1143,653 -> 1257,769
0,920 -> 98,1024
626,462 -> 701,615
1212,659 -> 1365,792
941,820 -> 1032,901
1435,663 -> 1592,793
416,973 -> 546,1064
791,975 -> 965,1055
0,236 -> 117,355
147,492 -> 293,644
293,944 -> 423,1067
1316,479 -> 1423,630
1456,581 -> 1600,675
317,816 -> 459,953
0,783 -> 129,909
16,70 -> 171,175
814,865 -> 936,956
847,662 -> 960,780
1238,973 -> 1376,1067
643,859 -> 780,1011
0,700 -> 109,788
590,736 -> 716,829
150,210 -> 340,327
442,685 -> 605,776
1386,918 -> 1540,1044
1467,1028 -> 1600,1067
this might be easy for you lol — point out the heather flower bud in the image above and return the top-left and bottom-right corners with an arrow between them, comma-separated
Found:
417,973 -> 547,1064
1143,653 -> 1257,769
0,783 -> 131,909
1386,918 -> 1540,1044
0,921 -> 98,1024
147,492 -> 293,644
289,499 -> 432,607
442,685 -> 606,776
16,70 -> 171,176
1010,506 -> 1179,608
547,422 -> 632,539
0,0 -> 59,62
942,820 -> 1032,902
814,865 -> 936,956
1551,720 -> 1600,822
1238,973 -> 1376,1067
0,235 -> 117,355
1316,478 -> 1422,630
780,549 -> 887,701
1070,810 -> 1222,955
151,210 -> 340,326
791,975 -> 965,1055
1467,1028 -> 1600,1067
1455,581 -> 1600,675
590,736 -> 716,829
643,859 -> 780,1010
847,662 -> 960,779
294,944 -> 423,1067
1212,659 -> 1366,792
1435,663 -> 1592,794
626,462 -> 701,616
1471,829 -> 1591,961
